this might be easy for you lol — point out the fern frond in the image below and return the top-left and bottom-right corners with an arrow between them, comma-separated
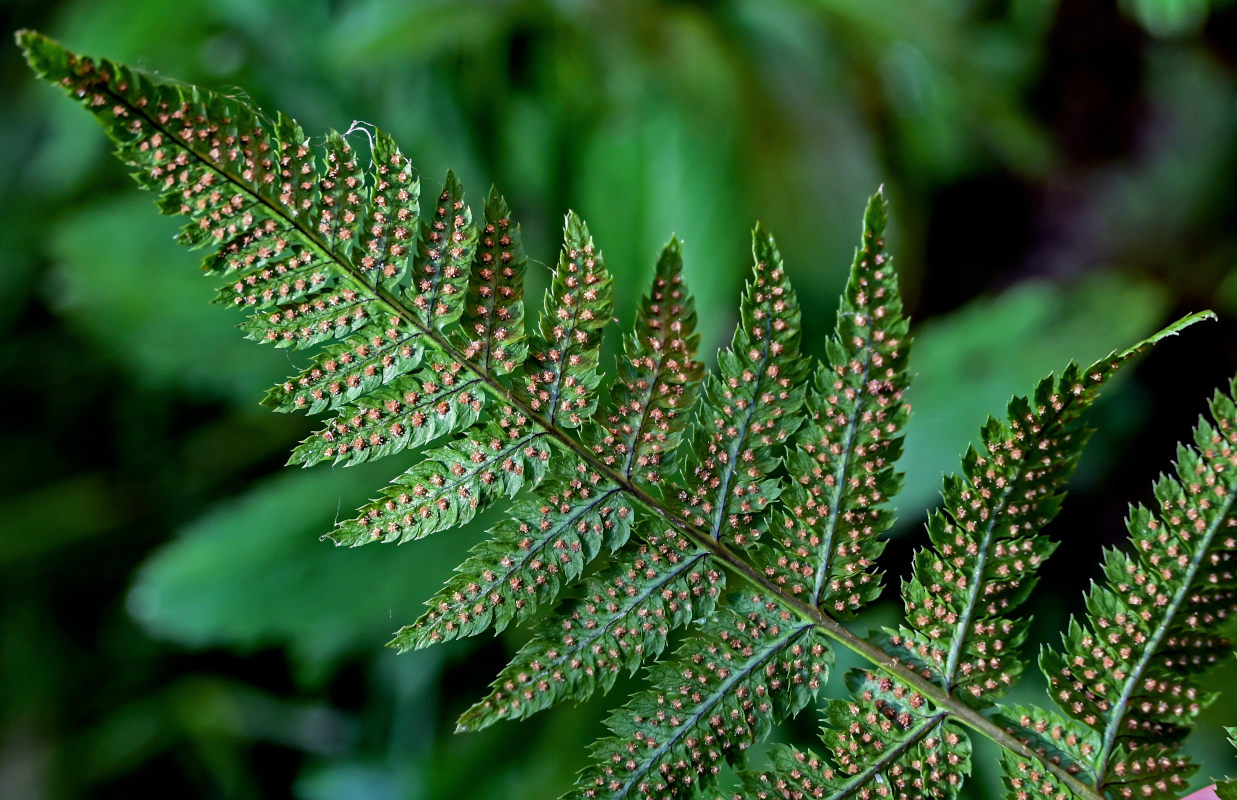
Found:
742,670 -> 969,800
773,189 -> 911,615
679,226 -> 810,545
458,525 -> 721,729
887,325 -> 1206,708
578,592 -> 826,800
25,29 -> 1229,800
1037,377 -> 1237,798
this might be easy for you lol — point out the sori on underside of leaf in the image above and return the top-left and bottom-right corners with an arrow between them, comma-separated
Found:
21,27 -> 1236,800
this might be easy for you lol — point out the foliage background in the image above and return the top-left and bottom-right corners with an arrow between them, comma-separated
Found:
4,0 -> 1237,797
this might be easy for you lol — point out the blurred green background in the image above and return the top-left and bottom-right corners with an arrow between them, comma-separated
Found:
4,0 -> 1237,797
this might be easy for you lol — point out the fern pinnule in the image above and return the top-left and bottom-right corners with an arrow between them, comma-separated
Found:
744,671 -> 969,800
772,189 -> 911,615
579,592 -> 827,800
679,226 -> 810,546
288,351 -> 486,468
1036,378 -> 1237,799
458,188 -> 528,375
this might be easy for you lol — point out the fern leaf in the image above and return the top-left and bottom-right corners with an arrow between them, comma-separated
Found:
680,226 -> 810,545
408,173 -> 476,329
459,527 -> 721,729
215,243 -> 330,308
289,352 -> 485,468
1038,377 -> 1237,798
595,238 -> 705,485
239,282 -> 373,348
391,460 -> 633,649
523,212 -> 614,428
576,592 -> 826,800
26,31 -> 1230,800
742,671 -> 969,800
353,128 -> 420,286
773,188 -> 911,616
263,322 -> 424,413
329,418 -> 553,545
458,189 -> 528,375
887,316 -> 1208,708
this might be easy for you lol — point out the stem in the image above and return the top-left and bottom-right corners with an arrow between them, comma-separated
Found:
109,84 -> 1106,800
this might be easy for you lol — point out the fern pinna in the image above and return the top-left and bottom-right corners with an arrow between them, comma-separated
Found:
21,30 -> 1236,800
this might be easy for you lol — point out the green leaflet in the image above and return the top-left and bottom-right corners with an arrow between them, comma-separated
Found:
576,593 -> 827,800
407,173 -> 476,330
458,189 -> 528,375
594,238 -> 705,486
522,212 -> 614,428
289,352 -> 486,468
772,189 -> 911,616
679,226 -> 810,545
459,527 -> 721,730
240,282 -> 373,349
991,704 -> 1101,785
352,128 -> 420,288
329,420 -> 552,546
262,323 -> 424,413
743,671 -> 969,800
1038,377 -> 1237,798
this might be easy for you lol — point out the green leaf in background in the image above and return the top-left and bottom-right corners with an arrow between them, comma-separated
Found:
47,195 -> 290,407
128,462 -> 474,679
